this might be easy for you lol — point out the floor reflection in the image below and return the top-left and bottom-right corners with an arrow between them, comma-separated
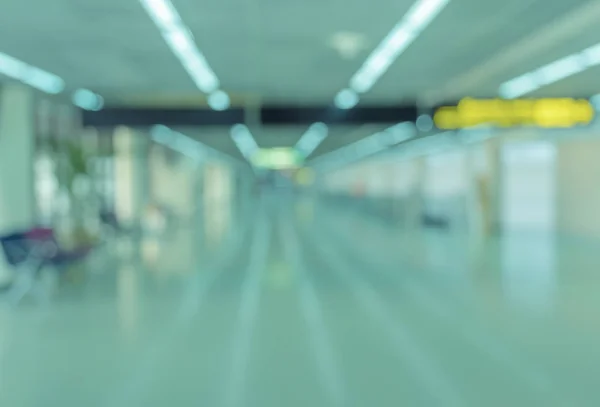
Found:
1,193 -> 600,406
117,265 -> 139,343
501,233 -> 557,316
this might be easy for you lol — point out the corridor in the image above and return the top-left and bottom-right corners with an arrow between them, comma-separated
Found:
0,193 -> 598,407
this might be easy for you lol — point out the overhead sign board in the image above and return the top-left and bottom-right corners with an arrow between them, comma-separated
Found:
83,105 -> 419,127
434,98 -> 594,129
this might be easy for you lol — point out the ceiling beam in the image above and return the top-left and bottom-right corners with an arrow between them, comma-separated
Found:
82,105 -> 419,128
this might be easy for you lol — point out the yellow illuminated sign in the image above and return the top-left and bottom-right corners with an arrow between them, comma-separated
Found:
434,98 -> 594,129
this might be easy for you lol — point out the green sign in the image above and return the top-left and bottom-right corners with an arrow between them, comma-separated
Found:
251,148 -> 304,169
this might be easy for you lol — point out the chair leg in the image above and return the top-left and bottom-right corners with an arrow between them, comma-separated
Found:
9,268 -> 36,306
32,266 -> 57,305
8,261 -> 46,306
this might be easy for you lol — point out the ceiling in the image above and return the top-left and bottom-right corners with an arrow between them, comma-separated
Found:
2,0 -> 600,158
172,124 -> 389,161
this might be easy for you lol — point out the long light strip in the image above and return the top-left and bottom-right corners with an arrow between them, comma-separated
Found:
0,52 -> 106,111
302,0 -> 450,162
335,0 -> 450,109
230,124 -> 259,160
391,127 -> 494,161
296,0 -> 449,161
309,122 -> 416,171
139,0 -> 229,109
499,42 -> 600,99
314,127 -> 494,174
151,125 -> 243,165
72,88 -> 104,111
295,122 -> 329,158
0,52 -> 65,94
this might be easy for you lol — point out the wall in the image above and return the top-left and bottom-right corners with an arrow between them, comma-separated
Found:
500,141 -> 557,233
422,150 -> 469,228
556,137 -> 600,238
150,146 -> 197,219
317,128 -> 600,239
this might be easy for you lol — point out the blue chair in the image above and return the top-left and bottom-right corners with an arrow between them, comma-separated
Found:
0,228 -> 93,304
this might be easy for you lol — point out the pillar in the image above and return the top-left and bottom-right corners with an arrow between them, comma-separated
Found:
149,145 -> 196,219
114,127 -> 149,226
0,85 -> 36,284
407,157 -> 425,230
485,138 -> 503,235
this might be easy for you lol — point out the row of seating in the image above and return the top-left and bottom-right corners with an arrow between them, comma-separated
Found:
0,204 -> 189,305
0,211 -> 127,305
0,227 -> 93,304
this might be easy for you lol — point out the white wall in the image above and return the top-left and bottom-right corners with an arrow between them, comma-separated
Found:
500,141 -> 557,233
556,137 -> 600,237
321,155 -> 420,199
421,150 -> 469,228
150,146 -> 197,218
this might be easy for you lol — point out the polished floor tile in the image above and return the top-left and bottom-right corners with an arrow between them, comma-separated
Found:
1,193 -> 599,406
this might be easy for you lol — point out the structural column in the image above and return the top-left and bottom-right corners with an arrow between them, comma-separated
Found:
113,127 -> 149,226
407,157 -> 425,230
0,85 -> 36,284
484,138 -> 503,235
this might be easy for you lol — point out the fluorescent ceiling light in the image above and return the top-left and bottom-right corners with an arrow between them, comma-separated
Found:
499,41 -> 600,98
151,125 -> 241,163
297,0 -> 448,164
0,52 -> 65,94
498,73 -> 538,99
335,88 -> 359,109
207,90 -> 230,111
351,30 -> 416,93
348,0 -> 450,95
164,28 -> 195,54
140,0 -> 180,30
295,122 -> 328,158
416,114 -> 434,132
310,122 -> 416,171
404,0 -> 449,33
590,94 -> 600,111
0,52 -> 26,77
582,43 -> 600,65
150,125 -> 174,145
402,131 -> 455,156
535,54 -> 586,85
21,69 -> 65,94
230,124 -> 259,159
139,0 -> 224,98
72,88 -> 104,111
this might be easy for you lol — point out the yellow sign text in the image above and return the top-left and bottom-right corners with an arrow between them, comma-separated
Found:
434,98 -> 594,129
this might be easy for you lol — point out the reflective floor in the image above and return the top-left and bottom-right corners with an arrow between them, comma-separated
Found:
1,192 -> 599,406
